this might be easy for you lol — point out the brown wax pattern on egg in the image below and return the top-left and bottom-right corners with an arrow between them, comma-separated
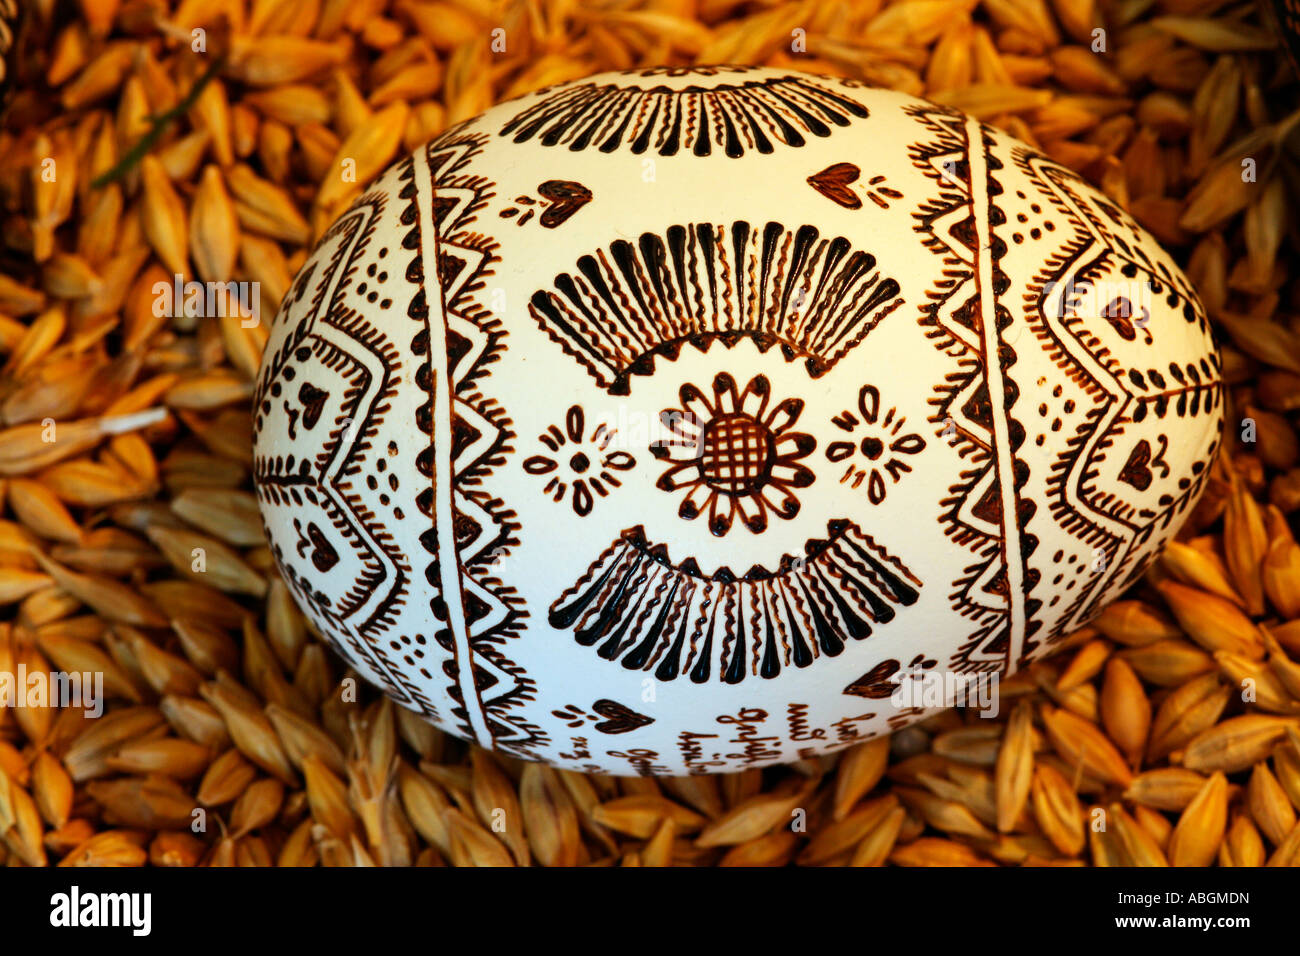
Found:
250,68 -> 1222,775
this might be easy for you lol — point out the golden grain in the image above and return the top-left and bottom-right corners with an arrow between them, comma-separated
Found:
1167,771 -> 1228,866
1040,705 -> 1133,786
994,700 -> 1035,833
0,0 -> 1293,871
1183,715 -> 1298,773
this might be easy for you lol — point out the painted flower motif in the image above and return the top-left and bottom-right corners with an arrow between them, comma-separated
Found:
651,372 -> 816,536
826,384 -> 925,504
524,405 -> 635,516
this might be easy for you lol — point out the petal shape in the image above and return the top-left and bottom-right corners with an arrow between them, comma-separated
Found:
661,408 -> 700,440
765,396 -> 804,433
825,441 -> 855,463
711,372 -> 738,412
572,480 -> 594,516
858,384 -> 880,424
774,430 -> 816,461
523,455 -> 558,475
891,433 -> 926,455
771,461 -> 816,488
759,482 -> 801,520
707,489 -> 736,536
655,459 -> 701,490
678,481 -> 713,521
651,436 -> 700,463
734,490 -> 768,533
679,384 -> 715,427
565,404 -> 585,443
604,451 -> 636,471
738,374 -> 771,419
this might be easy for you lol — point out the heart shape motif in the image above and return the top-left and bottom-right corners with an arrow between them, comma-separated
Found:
1119,439 -> 1154,491
298,382 -> 329,430
842,658 -> 900,699
538,180 -> 593,228
591,698 -> 655,735
306,522 -> 340,572
807,162 -> 863,210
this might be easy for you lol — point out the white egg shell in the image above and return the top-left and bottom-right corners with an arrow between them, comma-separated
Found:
252,66 -> 1223,775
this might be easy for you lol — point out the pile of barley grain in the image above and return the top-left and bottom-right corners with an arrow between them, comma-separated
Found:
0,0 -> 1298,867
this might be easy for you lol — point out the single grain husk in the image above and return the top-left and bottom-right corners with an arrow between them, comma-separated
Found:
1267,632 -> 1300,705
159,694 -> 231,750
831,736 -> 890,820
146,524 -> 267,597
519,763 -> 580,867
1222,811 -> 1268,866
1223,483 -> 1269,616
640,818 -> 675,867
396,762 -> 453,857
105,737 -> 212,779
200,680 -> 296,783
1265,536 -> 1300,619
171,617 -> 241,676
1100,657 -> 1150,767
1247,762 -> 1296,846
302,753 -> 356,841
197,748 -> 258,806
1147,672 -> 1230,761
1030,762 -> 1085,856
150,831 -> 206,867
592,795 -> 708,840
468,747 -> 528,866
1271,737 -> 1300,811
848,805 -> 907,867
57,830 -> 148,867
1040,705 -> 1134,785
230,778 -> 285,838
995,701 -> 1035,833
170,487 -> 264,548
242,617 -> 311,717
718,829 -> 800,867
661,774 -> 724,819
1157,579 -> 1264,658
1118,639 -> 1217,686
695,779 -> 815,848
890,836 -> 996,866
1167,771 -> 1228,867
1111,802 -> 1170,866
266,702 -> 347,775
1266,822 -> 1300,866
31,751 -> 74,827
444,807 -> 513,867
1182,715 -> 1299,773
7,478 -> 83,544
1125,767 -> 1211,812
1162,539 -> 1242,604
1056,640 -> 1112,691
1088,808 -> 1131,867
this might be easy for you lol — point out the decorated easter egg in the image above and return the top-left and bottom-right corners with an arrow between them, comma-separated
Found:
252,66 -> 1223,775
